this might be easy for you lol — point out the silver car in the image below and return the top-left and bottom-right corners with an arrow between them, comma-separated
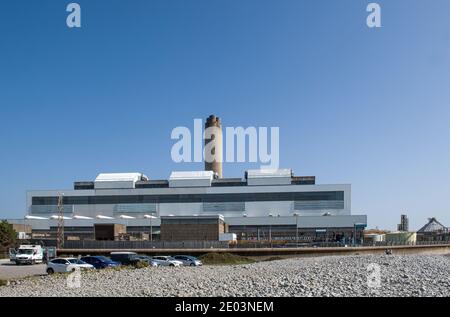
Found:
134,255 -> 159,267
151,256 -> 183,267
173,255 -> 203,266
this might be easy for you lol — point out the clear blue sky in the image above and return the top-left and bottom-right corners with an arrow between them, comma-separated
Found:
1,0 -> 449,230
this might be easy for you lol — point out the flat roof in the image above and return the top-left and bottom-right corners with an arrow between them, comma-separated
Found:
169,171 -> 214,180
246,169 -> 292,178
95,173 -> 147,182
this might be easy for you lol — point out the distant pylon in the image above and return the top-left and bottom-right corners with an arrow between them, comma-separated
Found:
56,193 -> 65,249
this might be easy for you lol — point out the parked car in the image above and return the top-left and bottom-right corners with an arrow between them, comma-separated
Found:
67,258 -> 95,268
133,255 -> 159,267
151,256 -> 183,267
110,252 -> 142,266
46,258 -> 94,274
109,252 -> 159,267
80,256 -> 120,269
173,255 -> 203,267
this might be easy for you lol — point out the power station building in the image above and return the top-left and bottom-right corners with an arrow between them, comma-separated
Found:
8,115 -> 367,244
13,169 -> 366,243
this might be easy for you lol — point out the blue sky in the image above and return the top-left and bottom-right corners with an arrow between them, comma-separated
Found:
0,0 -> 449,230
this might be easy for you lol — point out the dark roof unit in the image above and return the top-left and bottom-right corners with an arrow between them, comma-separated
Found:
211,178 -> 247,187
74,182 -> 95,190
291,176 -> 316,185
135,180 -> 169,189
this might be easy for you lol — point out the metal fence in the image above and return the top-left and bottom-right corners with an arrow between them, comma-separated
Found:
62,240 -> 229,250
231,242 -> 357,248
17,239 -> 450,250
364,240 -> 450,247
230,240 -> 450,249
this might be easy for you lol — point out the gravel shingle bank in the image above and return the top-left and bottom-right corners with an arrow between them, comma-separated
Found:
1,254 -> 449,297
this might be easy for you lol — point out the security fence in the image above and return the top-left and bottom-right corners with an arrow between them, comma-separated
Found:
62,240 -> 229,249
16,238 -> 450,250
231,240 -> 450,248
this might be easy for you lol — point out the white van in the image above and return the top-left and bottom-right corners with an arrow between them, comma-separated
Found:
14,245 -> 44,265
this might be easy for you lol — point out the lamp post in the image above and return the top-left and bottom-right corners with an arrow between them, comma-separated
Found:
144,215 -> 157,242
353,223 -> 365,247
23,215 -> 26,240
268,213 -> 274,245
242,214 -> 248,241
119,215 -> 135,239
293,213 -> 299,247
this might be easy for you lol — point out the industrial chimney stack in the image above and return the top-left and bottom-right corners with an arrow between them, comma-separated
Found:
204,114 -> 223,178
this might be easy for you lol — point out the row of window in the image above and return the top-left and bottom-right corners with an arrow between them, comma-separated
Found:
203,202 -> 246,212
32,191 -> 345,206
293,200 -> 344,210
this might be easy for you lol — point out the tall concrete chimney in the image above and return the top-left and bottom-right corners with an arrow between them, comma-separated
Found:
204,114 -> 223,178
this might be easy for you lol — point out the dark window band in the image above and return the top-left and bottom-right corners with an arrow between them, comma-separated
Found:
32,191 -> 344,206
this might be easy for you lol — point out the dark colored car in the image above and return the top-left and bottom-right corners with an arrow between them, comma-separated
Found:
80,256 -> 120,269
110,252 -> 142,266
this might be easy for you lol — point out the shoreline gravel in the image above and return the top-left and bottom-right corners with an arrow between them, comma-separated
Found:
1,254 -> 449,297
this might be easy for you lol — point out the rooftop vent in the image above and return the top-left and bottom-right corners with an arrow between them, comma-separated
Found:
169,171 -> 214,188
94,173 -> 148,190
245,169 -> 292,186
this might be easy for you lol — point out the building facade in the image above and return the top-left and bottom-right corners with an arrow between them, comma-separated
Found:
160,215 -> 226,241
11,169 -> 367,243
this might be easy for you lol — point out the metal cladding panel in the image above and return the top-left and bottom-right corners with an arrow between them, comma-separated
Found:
169,171 -> 214,180
169,171 -> 214,188
94,180 -> 136,189
8,215 -> 366,231
26,183 -> 352,227
159,202 -> 203,215
7,218 -> 163,229
247,177 -> 292,186
28,184 -> 350,198
296,215 -> 367,228
203,202 -> 246,212
169,179 -> 212,188
246,169 -> 292,178
94,173 -> 145,189
226,215 -> 367,228
246,169 -> 292,186
294,200 -> 345,210
95,173 -> 144,182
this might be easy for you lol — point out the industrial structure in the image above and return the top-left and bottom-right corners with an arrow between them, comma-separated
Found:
204,114 -> 223,178
7,114 -> 368,246
8,169 -> 366,244
397,214 -> 409,232
416,217 -> 449,242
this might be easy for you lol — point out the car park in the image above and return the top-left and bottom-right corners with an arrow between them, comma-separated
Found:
151,256 -> 183,267
173,255 -> 203,266
46,258 -> 94,274
80,256 -> 120,269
